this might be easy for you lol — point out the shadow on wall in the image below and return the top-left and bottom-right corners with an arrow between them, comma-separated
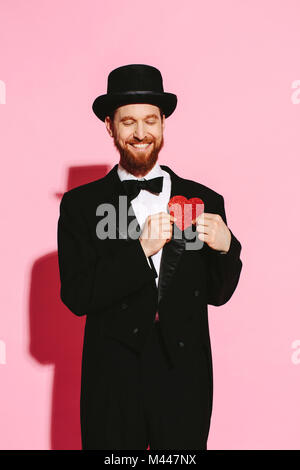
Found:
28,164 -> 110,450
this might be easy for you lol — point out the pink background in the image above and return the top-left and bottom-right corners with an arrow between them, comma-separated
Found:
1,0 -> 300,450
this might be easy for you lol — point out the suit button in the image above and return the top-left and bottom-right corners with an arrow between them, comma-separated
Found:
178,341 -> 184,348
194,289 -> 200,297
121,302 -> 128,309
133,327 -> 139,334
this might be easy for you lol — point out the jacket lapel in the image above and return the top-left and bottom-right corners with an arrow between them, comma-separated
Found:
157,165 -> 187,304
105,164 -> 142,241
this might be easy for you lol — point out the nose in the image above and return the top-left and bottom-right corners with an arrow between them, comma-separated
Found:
133,121 -> 147,140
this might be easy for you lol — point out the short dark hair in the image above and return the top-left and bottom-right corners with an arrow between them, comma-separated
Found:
107,107 -> 164,124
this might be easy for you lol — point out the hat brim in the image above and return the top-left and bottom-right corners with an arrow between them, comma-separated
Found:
92,91 -> 177,122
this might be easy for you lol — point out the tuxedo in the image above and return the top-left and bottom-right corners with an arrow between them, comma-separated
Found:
57,163 -> 243,450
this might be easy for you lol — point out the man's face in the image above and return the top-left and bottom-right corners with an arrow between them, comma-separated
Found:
105,103 -> 165,177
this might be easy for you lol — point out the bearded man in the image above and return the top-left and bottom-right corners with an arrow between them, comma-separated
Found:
57,64 -> 243,450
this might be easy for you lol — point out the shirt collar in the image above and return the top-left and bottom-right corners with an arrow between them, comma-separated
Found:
117,161 -> 164,181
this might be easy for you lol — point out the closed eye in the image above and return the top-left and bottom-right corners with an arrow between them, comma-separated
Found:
123,120 -> 156,126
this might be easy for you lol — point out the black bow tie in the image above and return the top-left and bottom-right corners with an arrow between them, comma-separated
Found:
122,176 -> 163,202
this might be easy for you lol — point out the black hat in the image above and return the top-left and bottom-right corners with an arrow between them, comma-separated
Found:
92,64 -> 177,122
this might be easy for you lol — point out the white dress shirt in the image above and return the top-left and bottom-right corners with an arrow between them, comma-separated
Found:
117,161 -> 171,296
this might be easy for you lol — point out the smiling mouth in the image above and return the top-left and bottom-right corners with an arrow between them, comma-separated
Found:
129,143 -> 153,151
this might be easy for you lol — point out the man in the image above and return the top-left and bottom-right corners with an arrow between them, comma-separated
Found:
57,64 -> 243,450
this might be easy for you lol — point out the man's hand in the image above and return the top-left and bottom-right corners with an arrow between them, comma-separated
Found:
139,212 -> 177,258
194,212 -> 231,253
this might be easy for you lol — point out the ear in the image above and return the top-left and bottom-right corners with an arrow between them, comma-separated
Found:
105,116 -> 113,137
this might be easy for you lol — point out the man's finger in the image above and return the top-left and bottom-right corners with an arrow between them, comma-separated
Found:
194,212 -> 218,224
153,212 -> 177,221
193,213 -> 206,225
196,224 -> 209,234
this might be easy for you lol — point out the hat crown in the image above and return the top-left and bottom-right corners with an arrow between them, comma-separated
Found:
107,64 -> 164,94
92,63 -> 177,122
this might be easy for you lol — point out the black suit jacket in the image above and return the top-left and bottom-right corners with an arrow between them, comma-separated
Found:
57,163 -> 243,444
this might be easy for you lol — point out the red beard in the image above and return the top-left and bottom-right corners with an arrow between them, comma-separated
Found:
113,134 -> 164,177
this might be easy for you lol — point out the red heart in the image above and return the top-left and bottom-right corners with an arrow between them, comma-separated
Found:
168,196 -> 205,231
